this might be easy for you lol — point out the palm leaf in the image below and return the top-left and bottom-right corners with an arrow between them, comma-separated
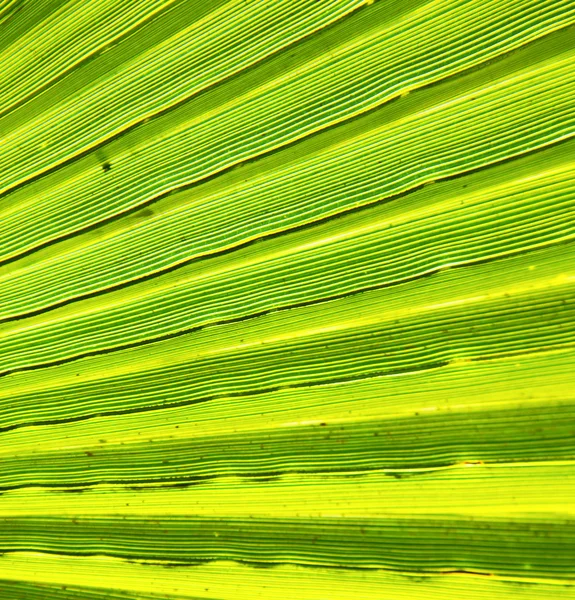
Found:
0,0 -> 573,598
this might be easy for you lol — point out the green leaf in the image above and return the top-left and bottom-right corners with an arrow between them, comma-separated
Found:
0,0 -> 573,598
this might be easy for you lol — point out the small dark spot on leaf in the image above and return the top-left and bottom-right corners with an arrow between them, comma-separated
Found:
102,161 -> 111,172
